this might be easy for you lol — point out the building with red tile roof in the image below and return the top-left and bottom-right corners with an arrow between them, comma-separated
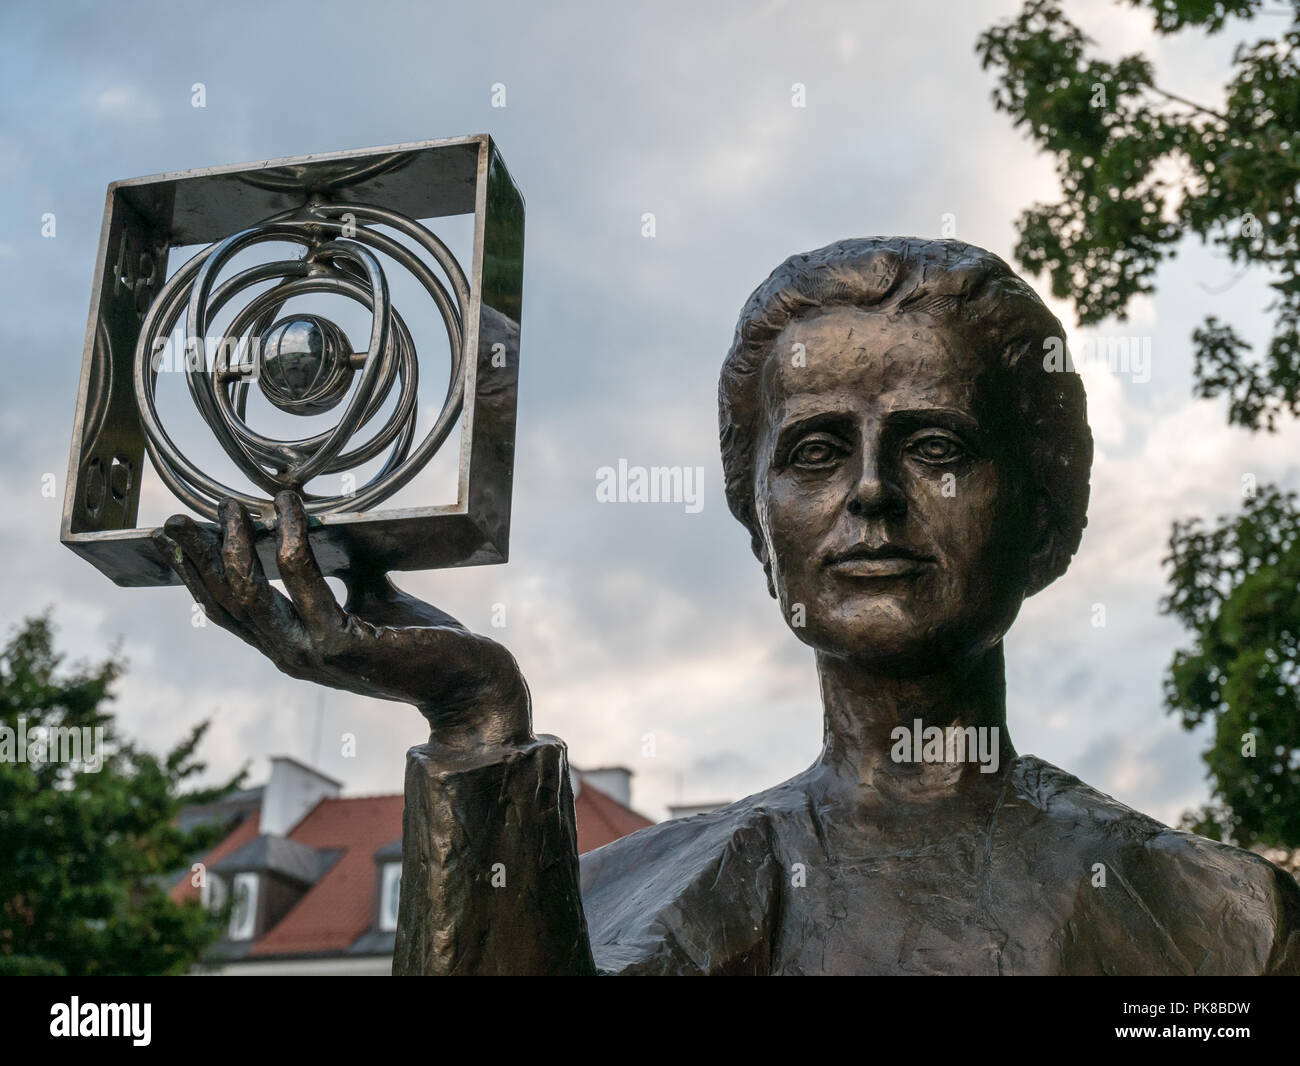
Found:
172,757 -> 653,975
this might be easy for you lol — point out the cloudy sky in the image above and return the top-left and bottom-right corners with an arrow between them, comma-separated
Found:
2,0 -> 1296,824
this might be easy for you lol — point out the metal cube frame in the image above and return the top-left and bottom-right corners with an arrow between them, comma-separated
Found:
61,135 -> 524,587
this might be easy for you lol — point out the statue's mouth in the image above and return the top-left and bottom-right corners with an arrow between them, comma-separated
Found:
823,543 -> 933,578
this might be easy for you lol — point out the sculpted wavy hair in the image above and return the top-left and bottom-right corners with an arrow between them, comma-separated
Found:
718,237 -> 1093,598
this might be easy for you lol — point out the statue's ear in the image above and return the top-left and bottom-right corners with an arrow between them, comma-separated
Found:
1023,500 -> 1057,598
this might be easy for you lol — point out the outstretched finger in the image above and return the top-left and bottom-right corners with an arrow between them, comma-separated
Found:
152,528 -> 261,649
163,514 -> 247,624
273,491 -> 347,643
220,499 -> 309,652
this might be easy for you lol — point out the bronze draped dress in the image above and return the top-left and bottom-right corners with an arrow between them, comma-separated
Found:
392,736 -> 1300,976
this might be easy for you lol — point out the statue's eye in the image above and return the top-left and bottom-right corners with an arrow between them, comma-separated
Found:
790,436 -> 843,469
906,432 -> 966,465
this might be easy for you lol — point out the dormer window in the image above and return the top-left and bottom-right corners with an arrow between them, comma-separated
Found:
228,872 -> 259,940
211,833 -> 334,946
378,862 -> 401,932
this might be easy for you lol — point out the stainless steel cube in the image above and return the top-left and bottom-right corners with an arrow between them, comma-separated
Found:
61,135 -> 524,587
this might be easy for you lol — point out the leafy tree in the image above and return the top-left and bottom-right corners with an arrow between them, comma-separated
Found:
1164,487 -> 1300,847
0,613 -> 241,975
978,0 -> 1299,428
977,0 -> 1300,848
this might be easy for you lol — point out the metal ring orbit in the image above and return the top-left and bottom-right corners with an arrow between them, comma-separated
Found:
132,201 -> 469,520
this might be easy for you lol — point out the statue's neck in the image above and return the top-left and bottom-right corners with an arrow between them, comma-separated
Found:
814,643 -> 1015,803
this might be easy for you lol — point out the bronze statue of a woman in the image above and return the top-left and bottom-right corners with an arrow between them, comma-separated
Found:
155,237 -> 1300,975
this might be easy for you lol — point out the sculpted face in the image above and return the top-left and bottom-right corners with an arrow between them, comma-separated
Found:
752,307 -> 1038,674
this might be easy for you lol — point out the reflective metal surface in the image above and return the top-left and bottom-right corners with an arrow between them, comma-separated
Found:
131,200 -> 469,521
62,136 -> 524,586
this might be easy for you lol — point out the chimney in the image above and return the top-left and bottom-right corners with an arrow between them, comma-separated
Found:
575,766 -> 633,808
261,756 -> 342,836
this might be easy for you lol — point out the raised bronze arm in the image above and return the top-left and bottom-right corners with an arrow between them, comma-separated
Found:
155,490 -> 594,975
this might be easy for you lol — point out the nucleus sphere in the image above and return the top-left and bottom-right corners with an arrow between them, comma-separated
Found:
258,315 -> 354,415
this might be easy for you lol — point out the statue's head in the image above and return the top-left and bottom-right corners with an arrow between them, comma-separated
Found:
719,237 -> 1092,674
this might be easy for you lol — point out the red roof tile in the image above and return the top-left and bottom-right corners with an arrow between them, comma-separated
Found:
575,784 -> 654,853
251,794 -> 403,957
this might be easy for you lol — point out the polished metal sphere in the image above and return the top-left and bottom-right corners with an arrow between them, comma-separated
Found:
258,314 -> 354,414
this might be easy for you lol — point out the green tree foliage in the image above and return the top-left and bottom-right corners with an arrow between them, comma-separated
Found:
977,0 -> 1300,846
0,614 -> 242,974
978,0 -> 1299,429
1163,487 -> 1300,846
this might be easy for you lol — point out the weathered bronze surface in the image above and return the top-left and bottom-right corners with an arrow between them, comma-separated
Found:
158,237 -> 1300,975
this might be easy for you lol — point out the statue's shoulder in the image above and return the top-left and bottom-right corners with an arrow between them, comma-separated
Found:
1009,754 -> 1300,974
578,776 -> 808,975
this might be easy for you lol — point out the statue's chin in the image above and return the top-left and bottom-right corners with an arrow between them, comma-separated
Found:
789,608 -> 1012,677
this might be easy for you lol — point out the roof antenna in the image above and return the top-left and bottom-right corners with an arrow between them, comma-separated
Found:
310,689 -> 325,769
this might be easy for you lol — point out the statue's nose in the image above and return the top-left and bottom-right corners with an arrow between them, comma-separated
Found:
845,444 -> 905,519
